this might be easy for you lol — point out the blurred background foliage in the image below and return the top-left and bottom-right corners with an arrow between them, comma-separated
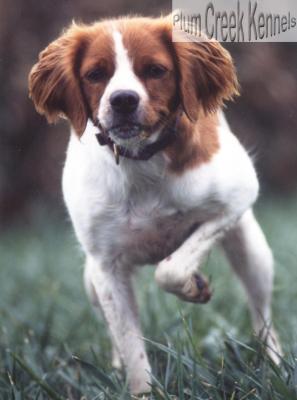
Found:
0,0 -> 297,227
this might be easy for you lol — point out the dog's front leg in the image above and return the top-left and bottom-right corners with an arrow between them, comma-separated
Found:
84,263 -> 121,369
85,256 -> 151,394
155,213 -> 238,303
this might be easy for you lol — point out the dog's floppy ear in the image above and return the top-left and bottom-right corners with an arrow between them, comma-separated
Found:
160,15 -> 239,121
174,40 -> 239,121
28,24 -> 88,136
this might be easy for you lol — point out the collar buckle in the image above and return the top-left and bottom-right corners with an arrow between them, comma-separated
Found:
113,143 -> 120,165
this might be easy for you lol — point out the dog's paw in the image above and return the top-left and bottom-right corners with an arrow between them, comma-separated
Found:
177,273 -> 212,304
262,327 -> 283,365
129,373 -> 151,395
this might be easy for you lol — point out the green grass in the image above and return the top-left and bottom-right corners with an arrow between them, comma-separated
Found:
1,196 -> 297,399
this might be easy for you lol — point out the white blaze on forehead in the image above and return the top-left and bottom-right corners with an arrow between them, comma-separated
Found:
98,29 -> 148,123
112,30 -> 147,95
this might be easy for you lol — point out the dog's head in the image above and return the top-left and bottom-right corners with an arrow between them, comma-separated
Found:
29,15 -> 238,152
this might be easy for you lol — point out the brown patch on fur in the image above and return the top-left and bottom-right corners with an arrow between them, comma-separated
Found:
80,26 -> 115,123
28,22 -> 114,135
165,112 -> 220,174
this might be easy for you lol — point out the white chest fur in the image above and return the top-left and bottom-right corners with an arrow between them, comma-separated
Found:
62,116 -> 258,267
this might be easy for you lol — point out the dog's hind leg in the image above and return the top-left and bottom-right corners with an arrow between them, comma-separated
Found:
221,209 -> 282,362
84,256 -> 151,394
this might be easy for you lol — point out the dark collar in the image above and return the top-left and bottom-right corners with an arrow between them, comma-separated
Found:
93,112 -> 182,165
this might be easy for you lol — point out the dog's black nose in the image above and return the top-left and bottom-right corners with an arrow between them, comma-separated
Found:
110,90 -> 140,114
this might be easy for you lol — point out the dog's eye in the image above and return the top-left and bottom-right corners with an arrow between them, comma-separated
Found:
85,67 -> 107,83
144,64 -> 168,79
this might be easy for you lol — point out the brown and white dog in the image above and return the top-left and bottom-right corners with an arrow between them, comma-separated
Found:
29,15 -> 281,394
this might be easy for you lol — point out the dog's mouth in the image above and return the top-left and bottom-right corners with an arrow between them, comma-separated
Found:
94,111 -> 180,164
105,111 -> 169,141
107,123 -> 149,140
95,120 -> 162,164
